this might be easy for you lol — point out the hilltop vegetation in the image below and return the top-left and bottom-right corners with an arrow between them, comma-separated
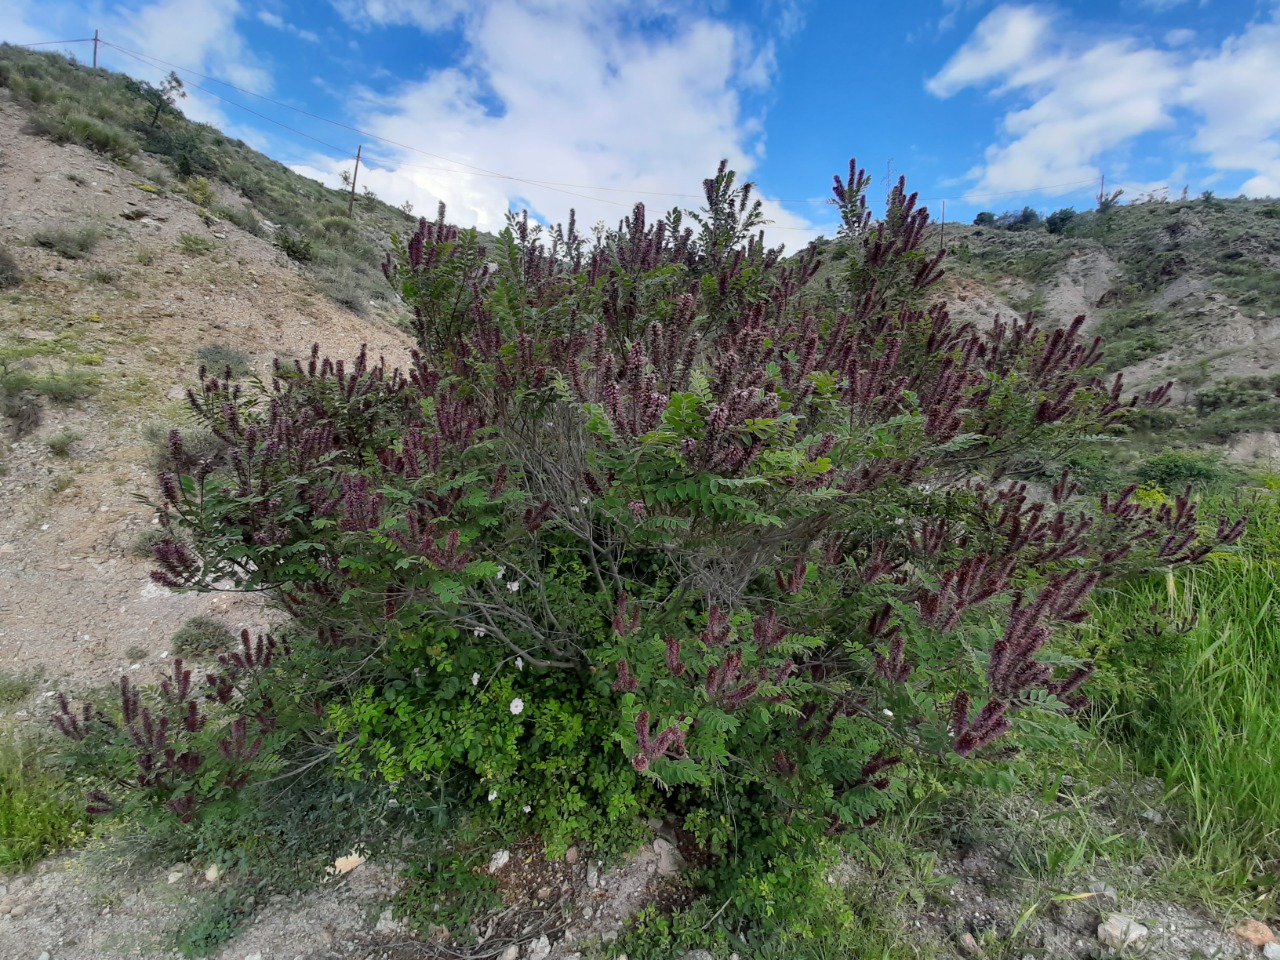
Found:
0,42 -> 423,313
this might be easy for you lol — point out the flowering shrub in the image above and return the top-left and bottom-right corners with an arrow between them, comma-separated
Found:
135,161 -> 1241,908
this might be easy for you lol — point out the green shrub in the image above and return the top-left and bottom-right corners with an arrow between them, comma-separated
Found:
184,176 -> 216,208
46,428 -> 81,457
133,162 -> 1243,940
0,244 -> 22,289
1134,449 -> 1230,489
276,229 -> 314,263
0,668 -> 40,706
178,232 -> 214,256
30,223 -> 104,260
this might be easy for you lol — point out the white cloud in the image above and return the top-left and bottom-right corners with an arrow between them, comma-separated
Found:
258,10 -> 320,42
926,5 -> 1053,97
1182,18 -> 1280,197
928,5 -> 1280,199
314,0 -> 818,241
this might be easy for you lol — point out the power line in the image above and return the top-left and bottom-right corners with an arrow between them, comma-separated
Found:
19,38 -> 95,47
19,34 -> 1119,229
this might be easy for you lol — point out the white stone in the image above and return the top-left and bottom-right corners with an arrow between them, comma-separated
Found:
205,863 -> 221,883
498,947 -> 518,960
488,849 -> 511,874
1263,942 -> 1280,960
526,935 -> 551,960
1098,915 -> 1148,950
653,837 -> 684,877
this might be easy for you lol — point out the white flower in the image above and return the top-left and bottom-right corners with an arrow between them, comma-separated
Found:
488,789 -> 498,802
523,804 -> 532,814
495,566 -> 506,579
515,657 -> 524,671
473,627 -> 487,637
882,709 -> 894,718
510,697 -> 525,716
472,672 -> 481,686
580,497 -> 589,505
507,580 -> 520,593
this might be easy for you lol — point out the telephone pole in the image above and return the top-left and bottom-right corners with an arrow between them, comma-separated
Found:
92,30 -> 99,69
346,145 -> 362,217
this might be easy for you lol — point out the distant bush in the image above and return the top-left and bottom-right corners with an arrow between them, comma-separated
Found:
195,343 -> 252,378
276,229 -> 314,263
24,107 -> 136,160
170,615 -> 237,657
1046,207 -> 1078,235
184,176 -> 216,208
0,245 -> 21,289
177,231 -> 214,256
30,224 -> 104,260
215,204 -> 262,237
1134,450 -> 1230,490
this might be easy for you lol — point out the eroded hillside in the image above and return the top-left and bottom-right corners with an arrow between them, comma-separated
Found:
0,95 -> 413,689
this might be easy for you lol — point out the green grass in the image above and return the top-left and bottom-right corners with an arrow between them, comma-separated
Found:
0,725 -> 83,869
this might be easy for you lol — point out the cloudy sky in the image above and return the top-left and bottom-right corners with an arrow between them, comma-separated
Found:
4,0 -> 1279,245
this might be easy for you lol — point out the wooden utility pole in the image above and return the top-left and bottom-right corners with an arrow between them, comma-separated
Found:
92,30 -> 99,69
940,199 -> 946,253
346,145 -> 362,217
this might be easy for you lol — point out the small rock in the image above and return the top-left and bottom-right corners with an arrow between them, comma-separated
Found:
653,837 -> 684,877
0,902 -> 10,916
167,871 -> 185,884
526,934 -> 552,960
123,894 -> 138,907
1141,808 -> 1164,824
536,886 -> 553,901
244,953 -> 262,960
1098,915 -> 1148,950
38,953 -> 49,960
374,907 -> 402,934
1263,942 -> 1280,960
1233,919 -> 1276,947
488,849 -> 511,874
958,931 -> 983,956
10,904 -> 26,918
205,863 -> 221,883
586,862 -> 599,888
680,952 -> 715,960
498,947 -> 518,960
564,846 -> 578,864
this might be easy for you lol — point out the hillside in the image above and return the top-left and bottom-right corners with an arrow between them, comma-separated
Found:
940,201 -> 1280,455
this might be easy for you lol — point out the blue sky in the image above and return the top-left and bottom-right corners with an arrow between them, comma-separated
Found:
5,0 -> 1280,247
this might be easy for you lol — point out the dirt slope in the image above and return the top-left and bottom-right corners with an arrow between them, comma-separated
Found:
0,95 -> 413,691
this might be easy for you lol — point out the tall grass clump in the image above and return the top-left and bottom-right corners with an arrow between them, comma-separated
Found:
1088,492 -> 1280,887
0,726 -> 82,868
